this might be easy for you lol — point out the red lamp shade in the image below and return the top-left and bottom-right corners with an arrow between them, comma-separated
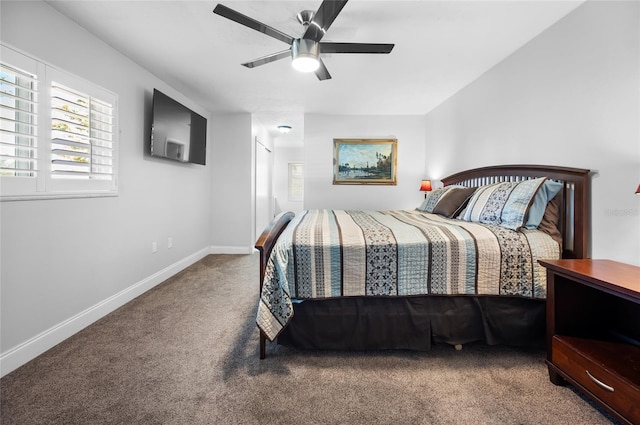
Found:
636,184 -> 640,194
420,180 -> 432,192
420,180 -> 432,198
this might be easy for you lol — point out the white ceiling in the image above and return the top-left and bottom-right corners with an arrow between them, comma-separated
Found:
45,0 -> 584,143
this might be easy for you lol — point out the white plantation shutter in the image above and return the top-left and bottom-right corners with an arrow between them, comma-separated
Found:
0,62 -> 38,178
0,46 -> 43,197
1,44 -> 118,200
50,82 -> 114,181
288,162 -> 303,202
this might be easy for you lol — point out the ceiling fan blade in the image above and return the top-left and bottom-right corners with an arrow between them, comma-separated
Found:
314,58 -> 332,81
320,42 -> 395,54
241,50 -> 291,68
303,0 -> 348,42
213,4 -> 294,45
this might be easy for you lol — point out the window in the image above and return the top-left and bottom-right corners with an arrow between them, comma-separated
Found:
288,162 -> 304,202
1,44 -> 118,200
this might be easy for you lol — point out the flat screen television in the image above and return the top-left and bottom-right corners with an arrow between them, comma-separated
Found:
150,89 -> 207,165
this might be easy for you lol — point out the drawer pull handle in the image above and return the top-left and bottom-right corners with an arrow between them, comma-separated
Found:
585,370 -> 614,392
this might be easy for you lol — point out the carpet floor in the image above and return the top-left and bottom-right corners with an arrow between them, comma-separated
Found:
0,254 -> 618,424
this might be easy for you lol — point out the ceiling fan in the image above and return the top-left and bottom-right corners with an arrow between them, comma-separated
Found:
212,0 -> 394,81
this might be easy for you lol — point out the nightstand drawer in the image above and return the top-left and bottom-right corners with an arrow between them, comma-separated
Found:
552,336 -> 640,424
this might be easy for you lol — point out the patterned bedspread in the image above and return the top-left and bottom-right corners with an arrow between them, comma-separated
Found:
257,209 -> 560,341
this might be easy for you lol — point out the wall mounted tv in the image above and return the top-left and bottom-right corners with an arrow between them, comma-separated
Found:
150,89 -> 207,165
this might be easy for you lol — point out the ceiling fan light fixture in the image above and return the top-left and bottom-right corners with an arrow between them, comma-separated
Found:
291,39 -> 320,73
213,2 -> 394,81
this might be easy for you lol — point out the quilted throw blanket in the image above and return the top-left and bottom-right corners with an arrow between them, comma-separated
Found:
257,209 -> 560,341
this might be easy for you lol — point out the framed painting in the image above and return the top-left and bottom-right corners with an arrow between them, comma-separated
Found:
333,139 -> 397,185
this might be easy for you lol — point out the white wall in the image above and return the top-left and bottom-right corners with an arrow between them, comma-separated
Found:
254,123 -> 274,241
0,1 -> 214,375
209,113 -> 254,253
424,1 -> 640,265
304,115 -> 427,211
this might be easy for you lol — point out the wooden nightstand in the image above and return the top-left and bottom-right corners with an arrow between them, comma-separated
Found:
539,259 -> 640,425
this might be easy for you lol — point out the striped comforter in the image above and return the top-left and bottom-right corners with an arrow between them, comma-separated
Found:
257,209 -> 560,341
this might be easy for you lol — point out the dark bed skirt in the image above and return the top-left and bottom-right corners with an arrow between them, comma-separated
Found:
277,296 -> 546,351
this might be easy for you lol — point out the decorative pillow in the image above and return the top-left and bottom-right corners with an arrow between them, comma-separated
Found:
524,179 -> 563,229
537,193 -> 563,246
432,187 -> 477,218
461,177 -> 547,230
417,196 -> 431,211
417,185 -> 464,213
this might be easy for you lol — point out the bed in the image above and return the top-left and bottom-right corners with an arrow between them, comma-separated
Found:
255,164 -> 591,359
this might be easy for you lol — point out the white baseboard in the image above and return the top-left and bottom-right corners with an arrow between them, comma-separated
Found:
0,247 -> 211,378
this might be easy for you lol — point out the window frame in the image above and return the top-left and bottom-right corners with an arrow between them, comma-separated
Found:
1,44 -> 118,201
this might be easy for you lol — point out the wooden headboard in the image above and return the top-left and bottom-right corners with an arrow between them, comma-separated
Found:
441,164 -> 591,259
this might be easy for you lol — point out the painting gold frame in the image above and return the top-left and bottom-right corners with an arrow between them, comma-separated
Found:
333,139 -> 397,185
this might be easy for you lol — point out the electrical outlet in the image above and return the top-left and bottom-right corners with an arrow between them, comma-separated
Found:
167,237 -> 173,249
151,241 -> 157,253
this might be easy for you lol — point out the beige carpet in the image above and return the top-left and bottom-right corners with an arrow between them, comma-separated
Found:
0,254 -> 618,424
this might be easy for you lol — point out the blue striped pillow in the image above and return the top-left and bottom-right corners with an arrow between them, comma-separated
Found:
461,177 -> 547,230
